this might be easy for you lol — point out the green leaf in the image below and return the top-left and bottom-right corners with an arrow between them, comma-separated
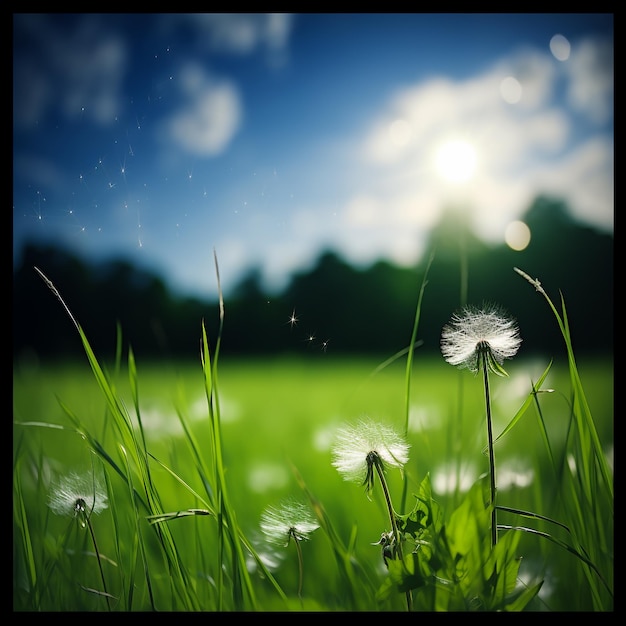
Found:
502,581 -> 544,611
489,360 -> 553,449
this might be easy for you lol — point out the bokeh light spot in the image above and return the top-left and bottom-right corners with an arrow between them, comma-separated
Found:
247,462 -> 289,493
550,34 -> 571,61
505,220 -> 531,251
500,76 -> 522,104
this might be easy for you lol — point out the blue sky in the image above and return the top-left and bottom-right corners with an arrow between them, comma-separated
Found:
13,13 -> 614,298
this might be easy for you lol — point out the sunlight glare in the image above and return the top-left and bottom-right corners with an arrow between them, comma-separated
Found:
434,138 -> 478,183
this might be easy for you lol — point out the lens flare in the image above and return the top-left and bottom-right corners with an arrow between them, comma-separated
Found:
434,139 -> 478,183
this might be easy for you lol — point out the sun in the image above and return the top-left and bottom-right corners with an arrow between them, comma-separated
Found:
434,138 -> 478,184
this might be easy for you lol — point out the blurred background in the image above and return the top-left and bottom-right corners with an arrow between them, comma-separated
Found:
13,13 -> 613,362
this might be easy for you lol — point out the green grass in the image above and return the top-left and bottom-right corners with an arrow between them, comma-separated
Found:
13,265 -> 613,611
13,352 -> 613,611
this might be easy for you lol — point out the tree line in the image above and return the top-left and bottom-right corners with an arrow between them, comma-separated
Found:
13,196 -> 613,363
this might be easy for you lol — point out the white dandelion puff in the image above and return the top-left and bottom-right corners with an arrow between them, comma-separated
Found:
331,418 -> 412,609
441,303 -> 522,548
47,470 -> 112,608
260,497 -> 320,604
441,304 -> 521,377
260,498 -> 320,547
331,418 -> 410,489
48,471 -> 109,521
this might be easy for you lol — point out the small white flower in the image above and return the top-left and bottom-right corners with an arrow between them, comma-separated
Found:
441,304 -> 522,376
48,472 -> 109,521
331,419 -> 410,490
260,498 -> 320,547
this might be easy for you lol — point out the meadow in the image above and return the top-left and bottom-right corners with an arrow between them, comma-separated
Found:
13,266 -> 613,611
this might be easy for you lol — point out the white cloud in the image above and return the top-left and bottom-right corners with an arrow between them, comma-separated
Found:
247,37 -> 611,288
167,13 -> 293,66
466,176 -> 536,242
12,153 -> 69,191
362,78 -> 465,164
13,14 -> 127,128
153,37 -> 613,297
164,63 -> 242,156
566,37 -> 614,125
12,55 -> 52,130
294,194 -> 435,270
501,49 -> 556,111
213,236 -> 252,283
57,29 -> 126,124
530,136 -> 614,231
361,53 -> 561,172
334,40 -> 612,266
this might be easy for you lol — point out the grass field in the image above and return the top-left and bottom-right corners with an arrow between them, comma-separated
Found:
13,347 -> 613,611
12,260 -> 613,611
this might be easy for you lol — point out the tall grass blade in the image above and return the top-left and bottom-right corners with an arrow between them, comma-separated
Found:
514,267 -> 613,610
485,360 -> 553,451
198,250 -> 259,610
400,251 -> 434,515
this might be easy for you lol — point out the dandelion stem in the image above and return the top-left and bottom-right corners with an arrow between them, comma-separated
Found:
292,530 -> 305,607
374,460 -> 413,611
481,360 -> 498,548
83,508 -> 112,611
374,462 -> 401,557
441,305 -> 521,548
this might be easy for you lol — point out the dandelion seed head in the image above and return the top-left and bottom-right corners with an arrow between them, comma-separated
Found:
48,472 -> 108,518
260,498 -> 320,547
441,304 -> 521,374
331,419 -> 410,485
